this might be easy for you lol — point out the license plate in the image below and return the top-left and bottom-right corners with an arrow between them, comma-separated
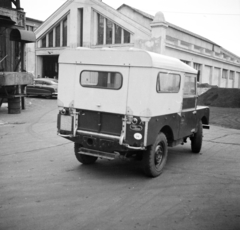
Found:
60,115 -> 72,131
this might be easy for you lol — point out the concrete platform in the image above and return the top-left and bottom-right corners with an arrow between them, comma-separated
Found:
0,72 -> 33,86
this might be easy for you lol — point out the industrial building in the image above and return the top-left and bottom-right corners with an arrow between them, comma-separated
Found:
34,0 -> 240,88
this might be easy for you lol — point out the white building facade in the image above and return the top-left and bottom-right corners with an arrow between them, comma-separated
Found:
34,0 -> 240,88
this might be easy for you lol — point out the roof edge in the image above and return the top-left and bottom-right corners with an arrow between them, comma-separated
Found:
34,0 -> 72,35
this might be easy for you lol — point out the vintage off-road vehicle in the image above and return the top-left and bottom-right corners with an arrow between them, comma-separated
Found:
57,48 -> 210,177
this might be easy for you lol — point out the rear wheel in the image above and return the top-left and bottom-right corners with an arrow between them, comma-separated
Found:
74,143 -> 98,164
143,132 -> 168,177
191,120 -> 203,153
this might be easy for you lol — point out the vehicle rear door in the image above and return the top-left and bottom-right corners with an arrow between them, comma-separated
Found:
74,65 -> 130,136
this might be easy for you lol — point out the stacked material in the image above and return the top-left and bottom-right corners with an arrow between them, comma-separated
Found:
198,88 -> 240,108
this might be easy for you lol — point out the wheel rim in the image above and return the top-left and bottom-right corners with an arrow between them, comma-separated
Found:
154,142 -> 165,169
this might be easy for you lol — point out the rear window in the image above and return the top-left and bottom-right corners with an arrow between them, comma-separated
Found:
156,72 -> 181,93
80,71 -> 122,90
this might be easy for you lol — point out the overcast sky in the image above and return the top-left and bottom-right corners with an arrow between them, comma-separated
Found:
21,0 -> 240,57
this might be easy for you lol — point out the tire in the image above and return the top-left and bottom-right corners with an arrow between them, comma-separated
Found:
143,132 -> 168,177
74,143 -> 98,164
191,120 -> 203,153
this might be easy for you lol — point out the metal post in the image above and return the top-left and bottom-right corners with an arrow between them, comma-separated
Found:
21,42 -> 26,109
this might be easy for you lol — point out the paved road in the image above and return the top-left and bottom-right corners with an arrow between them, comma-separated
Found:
0,98 -> 240,230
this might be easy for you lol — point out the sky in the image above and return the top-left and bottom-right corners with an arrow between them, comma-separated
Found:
21,0 -> 240,57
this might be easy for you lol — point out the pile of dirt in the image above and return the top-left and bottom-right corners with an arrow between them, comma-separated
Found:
198,88 -> 240,108
197,83 -> 218,88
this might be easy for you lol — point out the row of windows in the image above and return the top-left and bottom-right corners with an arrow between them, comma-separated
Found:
181,60 -> 236,80
79,70 -> 196,96
97,13 -> 131,45
41,17 -> 67,48
40,12 -> 131,48
167,36 -> 239,64
222,69 -> 235,79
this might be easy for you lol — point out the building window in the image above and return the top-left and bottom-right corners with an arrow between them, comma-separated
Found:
181,40 -> 190,48
115,24 -> 121,44
166,35 -> 177,45
97,13 -> 131,45
97,14 -> 104,45
222,69 -> 228,79
62,18 -> 67,46
194,45 -> 202,52
55,24 -> 60,47
106,19 -> 113,44
124,29 -> 130,43
42,36 -> 46,48
39,15 -> 69,48
79,8 -> 83,47
48,30 -> 53,47
193,63 -> 201,71
181,60 -> 190,65
229,71 -> 234,80
26,25 -> 34,31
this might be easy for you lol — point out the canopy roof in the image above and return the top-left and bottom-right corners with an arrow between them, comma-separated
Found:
59,48 -> 197,74
10,28 -> 36,43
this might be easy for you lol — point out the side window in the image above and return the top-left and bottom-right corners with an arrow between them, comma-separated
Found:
156,72 -> 180,93
80,71 -> 123,90
183,74 -> 197,96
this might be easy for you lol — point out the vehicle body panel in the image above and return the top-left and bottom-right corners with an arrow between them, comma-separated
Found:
74,65 -> 129,115
57,48 -> 209,158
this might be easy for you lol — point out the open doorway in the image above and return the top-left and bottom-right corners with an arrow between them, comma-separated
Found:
42,55 -> 59,79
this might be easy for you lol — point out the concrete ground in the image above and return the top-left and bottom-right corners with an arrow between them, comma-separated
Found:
0,98 -> 240,230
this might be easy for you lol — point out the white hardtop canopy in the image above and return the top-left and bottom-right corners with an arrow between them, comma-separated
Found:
59,48 -> 198,74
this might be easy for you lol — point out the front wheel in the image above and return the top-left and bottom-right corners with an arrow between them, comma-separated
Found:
143,132 -> 168,177
191,120 -> 203,153
74,143 -> 98,164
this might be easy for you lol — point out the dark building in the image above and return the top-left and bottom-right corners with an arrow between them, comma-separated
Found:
0,0 -> 36,71
0,0 -> 35,113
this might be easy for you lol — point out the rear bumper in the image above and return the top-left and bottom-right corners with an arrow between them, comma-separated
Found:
58,130 -> 145,152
